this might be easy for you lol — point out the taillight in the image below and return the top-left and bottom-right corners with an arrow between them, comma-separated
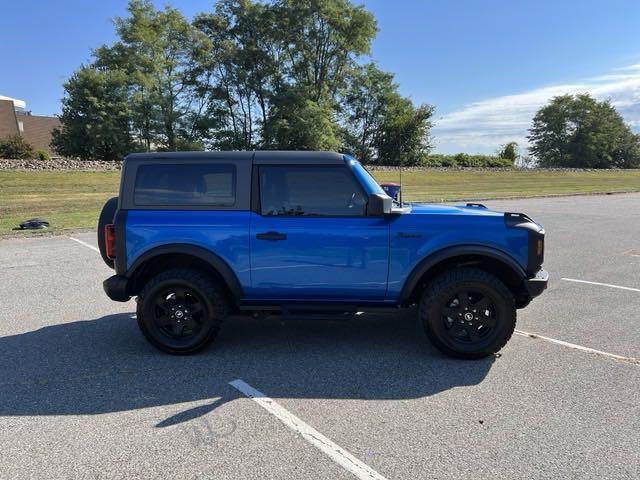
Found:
105,224 -> 117,259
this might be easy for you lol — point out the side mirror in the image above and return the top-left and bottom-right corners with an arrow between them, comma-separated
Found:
366,193 -> 393,216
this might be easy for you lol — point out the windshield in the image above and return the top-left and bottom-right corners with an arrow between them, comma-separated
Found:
348,158 -> 384,195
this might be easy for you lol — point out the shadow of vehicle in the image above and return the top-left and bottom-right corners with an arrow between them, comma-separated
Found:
0,311 -> 495,426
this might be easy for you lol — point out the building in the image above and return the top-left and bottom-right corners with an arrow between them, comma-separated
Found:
0,95 -> 61,156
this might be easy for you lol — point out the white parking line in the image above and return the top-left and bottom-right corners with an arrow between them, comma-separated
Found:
561,278 -> 640,293
514,330 -> 639,365
229,379 -> 389,480
69,236 -> 100,254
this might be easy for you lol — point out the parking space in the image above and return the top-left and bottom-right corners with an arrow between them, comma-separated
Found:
486,193 -> 640,357
1,193 -> 639,479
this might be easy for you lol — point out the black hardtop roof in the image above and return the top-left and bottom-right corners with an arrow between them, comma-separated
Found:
124,150 -> 346,165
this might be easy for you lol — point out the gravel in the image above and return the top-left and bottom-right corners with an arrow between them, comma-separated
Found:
0,158 -> 122,171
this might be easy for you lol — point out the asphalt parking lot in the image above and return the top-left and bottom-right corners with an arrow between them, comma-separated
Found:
1,192 -> 639,480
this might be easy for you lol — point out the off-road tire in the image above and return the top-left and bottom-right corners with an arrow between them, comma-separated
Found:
97,196 -> 118,268
136,268 -> 228,355
419,268 -> 516,359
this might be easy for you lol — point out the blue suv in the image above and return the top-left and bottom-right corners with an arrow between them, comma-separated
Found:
99,151 -> 548,358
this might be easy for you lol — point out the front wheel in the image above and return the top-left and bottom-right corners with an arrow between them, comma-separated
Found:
419,268 -> 516,359
136,268 -> 228,354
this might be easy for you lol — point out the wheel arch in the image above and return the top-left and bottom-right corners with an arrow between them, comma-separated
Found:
126,244 -> 243,303
399,245 -> 527,306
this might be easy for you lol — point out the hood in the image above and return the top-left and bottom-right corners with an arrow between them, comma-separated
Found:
406,202 -> 504,218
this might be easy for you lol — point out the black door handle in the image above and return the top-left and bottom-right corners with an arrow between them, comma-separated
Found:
256,231 -> 287,241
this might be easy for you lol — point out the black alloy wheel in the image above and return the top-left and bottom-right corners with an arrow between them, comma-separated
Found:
137,268 -> 227,354
151,286 -> 207,341
420,268 -> 516,359
441,289 -> 497,345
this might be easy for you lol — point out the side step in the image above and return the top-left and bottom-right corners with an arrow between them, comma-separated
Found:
238,303 -> 358,320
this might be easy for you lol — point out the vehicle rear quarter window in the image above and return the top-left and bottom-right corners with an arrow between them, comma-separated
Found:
134,164 -> 236,206
259,166 -> 366,216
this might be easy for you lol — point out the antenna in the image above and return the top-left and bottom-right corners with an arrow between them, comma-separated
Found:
399,164 -> 403,206
398,140 -> 403,206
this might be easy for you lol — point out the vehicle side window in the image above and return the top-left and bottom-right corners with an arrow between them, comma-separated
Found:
134,164 -> 236,206
259,166 -> 367,216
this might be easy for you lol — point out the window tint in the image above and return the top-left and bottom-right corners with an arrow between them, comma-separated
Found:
259,166 -> 367,216
134,164 -> 236,206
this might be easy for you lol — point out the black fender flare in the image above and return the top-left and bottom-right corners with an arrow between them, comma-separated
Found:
399,245 -> 527,304
126,243 -> 243,300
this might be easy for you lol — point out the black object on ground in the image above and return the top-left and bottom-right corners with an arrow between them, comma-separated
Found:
18,218 -> 50,230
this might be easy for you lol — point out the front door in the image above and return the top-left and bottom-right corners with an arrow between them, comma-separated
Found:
249,164 -> 390,301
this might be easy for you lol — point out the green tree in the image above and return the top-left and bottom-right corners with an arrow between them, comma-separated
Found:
57,0 -> 434,161
528,94 -> 640,168
193,0 -> 378,150
105,0 -> 210,151
263,87 -> 341,150
498,142 -> 518,163
57,0 -> 210,158
51,67 -> 138,160
194,0 -> 282,149
341,63 -> 395,163
341,63 -> 434,165
374,96 -> 434,166
273,0 -> 377,102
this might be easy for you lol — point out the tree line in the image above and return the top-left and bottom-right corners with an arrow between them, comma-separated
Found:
528,94 -> 640,168
51,0 -> 640,169
52,0 -> 433,165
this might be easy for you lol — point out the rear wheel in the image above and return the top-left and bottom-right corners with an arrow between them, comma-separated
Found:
136,268 -> 228,354
419,268 -> 516,359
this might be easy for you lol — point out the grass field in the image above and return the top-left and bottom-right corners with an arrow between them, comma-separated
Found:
373,169 -> 640,202
0,171 -> 120,237
2,169 -> 640,237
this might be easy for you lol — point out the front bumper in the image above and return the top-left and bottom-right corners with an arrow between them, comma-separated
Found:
525,268 -> 549,298
103,275 -> 131,302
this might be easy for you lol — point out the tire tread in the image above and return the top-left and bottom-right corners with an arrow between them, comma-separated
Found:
419,268 -> 516,359
136,268 -> 228,354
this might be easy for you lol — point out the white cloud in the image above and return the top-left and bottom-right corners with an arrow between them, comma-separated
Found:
432,64 -> 640,154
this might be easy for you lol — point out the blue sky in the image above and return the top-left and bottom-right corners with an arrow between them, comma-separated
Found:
2,0 -> 640,153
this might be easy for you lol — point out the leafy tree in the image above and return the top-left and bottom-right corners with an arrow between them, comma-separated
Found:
103,0 -> 210,151
193,0 -> 378,150
341,63 -> 434,165
273,0 -> 377,101
341,63 -> 395,163
52,67 -> 138,160
194,0 -> 281,149
528,94 -> 640,168
56,0 -> 434,162
373,96 -> 434,166
0,135 -> 36,159
498,142 -> 518,163
264,87 -> 340,150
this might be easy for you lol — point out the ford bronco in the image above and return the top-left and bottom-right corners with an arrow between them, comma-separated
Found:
99,151 -> 548,358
